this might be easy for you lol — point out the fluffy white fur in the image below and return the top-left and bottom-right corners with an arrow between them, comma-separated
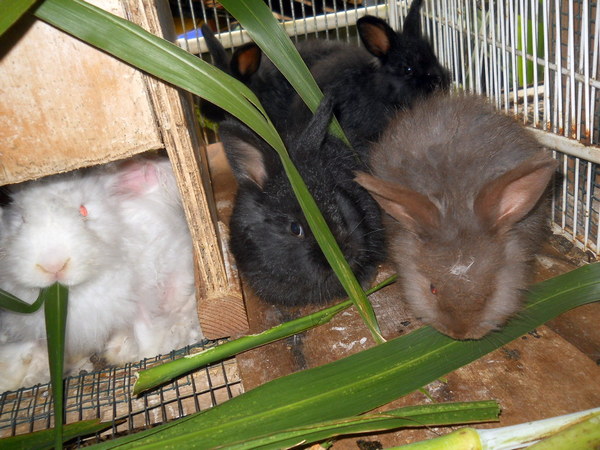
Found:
0,156 -> 202,392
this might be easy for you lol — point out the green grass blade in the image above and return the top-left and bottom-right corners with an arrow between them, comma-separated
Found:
134,275 -> 397,395
90,263 -> 600,449
33,0 -> 383,342
214,0 -> 382,342
0,287 -> 46,313
221,401 -> 499,450
0,418 -> 122,450
43,283 -> 69,449
0,0 -> 39,36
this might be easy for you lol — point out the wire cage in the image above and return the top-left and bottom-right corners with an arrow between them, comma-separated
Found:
1,0 -> 598,445
175,0 -> 600,257
0,340 -> 241,444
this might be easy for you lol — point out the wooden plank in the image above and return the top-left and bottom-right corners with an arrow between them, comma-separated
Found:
0,0 -> 163,185
126,4 -> 248,339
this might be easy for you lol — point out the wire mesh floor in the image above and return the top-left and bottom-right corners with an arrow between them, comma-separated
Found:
0,339 -> 243,444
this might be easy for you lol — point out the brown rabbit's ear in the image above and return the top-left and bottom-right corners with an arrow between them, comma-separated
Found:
231,43 -> 262,81
355,172 -> 441,233
474,154 -> 558,233
356,16 -> 395,58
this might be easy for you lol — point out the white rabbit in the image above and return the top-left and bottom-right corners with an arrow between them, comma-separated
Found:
0,170 -> 140,391
0,155 -> 202,392
102,156 -> 202,359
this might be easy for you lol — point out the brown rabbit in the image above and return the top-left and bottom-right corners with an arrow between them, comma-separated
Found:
356,94 -> 558,340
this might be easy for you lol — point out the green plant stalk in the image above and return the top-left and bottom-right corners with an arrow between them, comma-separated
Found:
0,418 -> 123,450
32,0 -> 276,146
134,275 -> 396,395
33,0 -> 383,343
219,401 -> 500,450
389,428 -> 483,450
0,0 -> 39,36
90,263 -> 600,449
43,283 -> 69,450
528,409 -> 600,449
207,0 -> 383,343
391,407 -> 600,450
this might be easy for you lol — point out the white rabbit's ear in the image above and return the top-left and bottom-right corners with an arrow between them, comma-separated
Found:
474,154 -> 558,233
113,158 -> 160,196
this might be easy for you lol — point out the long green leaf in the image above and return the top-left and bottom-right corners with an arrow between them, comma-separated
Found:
0,287 -> 46,313
90,263 -> 600,449
134,275 -> 397,395
0,0 -> 39,36
33,0 -> 383,342
221,401 -> 500,450
43,283 -> 69,449
0,418 -> 122,450
210,0 -> 383,342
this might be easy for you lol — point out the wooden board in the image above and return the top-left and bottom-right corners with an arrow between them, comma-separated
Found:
0,0 -> 163,184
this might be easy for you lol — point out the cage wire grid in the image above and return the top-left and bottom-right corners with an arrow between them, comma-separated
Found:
0,340 -> 242,443
177,0 -> 600,256
2,0 -> 599,444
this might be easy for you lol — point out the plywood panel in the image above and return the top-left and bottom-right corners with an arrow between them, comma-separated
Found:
0,0 -> 163,185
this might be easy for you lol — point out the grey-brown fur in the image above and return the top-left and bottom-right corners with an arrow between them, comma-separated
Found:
356,94 -> 558,339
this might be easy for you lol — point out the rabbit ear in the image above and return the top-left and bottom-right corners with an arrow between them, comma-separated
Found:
355,172 -> 441,233
219,120 -> 279,189
474,154 -> 558,233
402,0 -> 423,37
231,43 -> 262,81
113,158 -> 160,196
357,16 -> 396,58
201,24 -> 230,71
293,95 -> 334,152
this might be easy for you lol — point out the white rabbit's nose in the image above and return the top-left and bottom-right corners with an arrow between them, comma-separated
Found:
35,258 -> 71,281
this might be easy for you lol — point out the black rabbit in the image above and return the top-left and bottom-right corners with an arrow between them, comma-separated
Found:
202,0 -> 449,148
220,96 -> 385,306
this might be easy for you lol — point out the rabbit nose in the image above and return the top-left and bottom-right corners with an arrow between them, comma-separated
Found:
36,258 -> 71,280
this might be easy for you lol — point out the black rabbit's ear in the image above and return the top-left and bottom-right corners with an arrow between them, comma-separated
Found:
219,119 -> 279,189
357,15 -> 396,58
231,43 -> 262,81
201,24 -> 230,71
402,0 -> 423,37
295,95 -> 334,151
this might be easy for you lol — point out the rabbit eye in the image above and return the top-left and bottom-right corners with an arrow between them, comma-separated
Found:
289,221 -> 305,238
79,205 -> 88,218
404,66 -> 413,75
430,283 -> 438,295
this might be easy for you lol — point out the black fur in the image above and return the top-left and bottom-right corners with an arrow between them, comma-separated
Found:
203,0 -> 450,148
220,97 -> 385,305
